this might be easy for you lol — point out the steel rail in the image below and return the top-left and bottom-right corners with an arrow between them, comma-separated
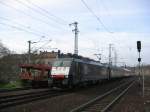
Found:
0,89 -> 69,109
70,80 -> 134,112
0,87 -> 31,93
0,89 -> 51,99
101,81 -> 135,112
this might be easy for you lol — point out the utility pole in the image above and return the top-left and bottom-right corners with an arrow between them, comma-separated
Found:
108,44 -> 112,80
109,44 -> 112,66
27,40 -> 37,64
28,40 -> 31,64
114,50 -> 117,67
69,22 -> 79,55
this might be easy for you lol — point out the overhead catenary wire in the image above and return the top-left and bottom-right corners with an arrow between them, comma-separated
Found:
80,0 -> 113,33
30,38 -> 53,50
0,22 -> 47,37
0,1 -> 66,31
97,0 -> 111,17
13,0 -> 69,32
0,16 -> 50,37
32,40 -> 52,53
0,16 -> 64,47
26,0 -> 68,25
14,0 -> 67,26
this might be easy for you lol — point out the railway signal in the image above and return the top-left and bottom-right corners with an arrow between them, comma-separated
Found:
137,41 -> 141,63
137,41 -> 141,85
136,41 -> 141,76
137,41 -> 141,52
136,41 -> 144,97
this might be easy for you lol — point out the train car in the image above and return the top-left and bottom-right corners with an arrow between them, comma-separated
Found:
19,64 -> 51,88
111,67 -> 125,78
48,57 -> 131,88
122,68 -> 132,76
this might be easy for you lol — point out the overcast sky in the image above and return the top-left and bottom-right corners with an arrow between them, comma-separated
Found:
0,0 -> 150,66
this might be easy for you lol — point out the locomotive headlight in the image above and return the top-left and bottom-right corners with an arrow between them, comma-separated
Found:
65,75 -> 68,78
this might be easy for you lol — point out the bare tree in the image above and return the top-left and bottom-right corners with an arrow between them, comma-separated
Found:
0,40 -> 10,57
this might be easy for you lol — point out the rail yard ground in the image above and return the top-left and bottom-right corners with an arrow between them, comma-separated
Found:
0,76 -> 150,112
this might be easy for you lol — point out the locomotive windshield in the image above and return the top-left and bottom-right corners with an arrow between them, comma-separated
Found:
53,60 -> 71,67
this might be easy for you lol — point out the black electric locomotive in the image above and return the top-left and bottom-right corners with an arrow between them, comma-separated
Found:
48,57 -> 131,88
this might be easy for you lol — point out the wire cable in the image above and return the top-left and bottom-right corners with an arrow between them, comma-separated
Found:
0,22 -> 46,37
98,0 -> 111,17
0,16 -> 50,37
80,0 -> 113,33
26,0 -> 68,25
32,40 -> 52,53
13,0 -> 69,32
0,1 -> 65,31
14,0 -> 66,26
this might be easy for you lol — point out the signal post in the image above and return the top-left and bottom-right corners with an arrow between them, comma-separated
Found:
137,41 -> 144,97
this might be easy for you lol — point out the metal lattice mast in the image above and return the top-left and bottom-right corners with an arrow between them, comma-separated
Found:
69,22 -> 79,55
28,40 -> 31,64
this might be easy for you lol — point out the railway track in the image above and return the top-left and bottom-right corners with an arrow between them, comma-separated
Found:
0,87 -> 31,93
0,89 -> 68,109
70,80 -> 135,112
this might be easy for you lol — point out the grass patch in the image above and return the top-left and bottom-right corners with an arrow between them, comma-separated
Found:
0,80 -> 23,89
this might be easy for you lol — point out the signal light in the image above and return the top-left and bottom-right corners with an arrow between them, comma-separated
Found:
137,41 -> 141,52
138,58 -> 141,62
